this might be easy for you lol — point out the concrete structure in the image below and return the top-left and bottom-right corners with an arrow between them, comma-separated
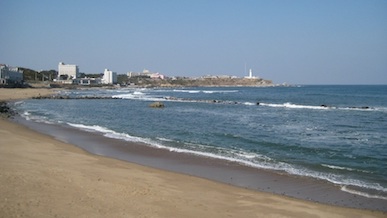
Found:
58,62 -> 79,80
0,64 -> 23,85
102,69 -> 117,84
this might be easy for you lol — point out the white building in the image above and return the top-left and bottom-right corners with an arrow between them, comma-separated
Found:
150,73 -> 165,80
127,71 -> 140,77
58,62 -> 79,80
0,64 -> 23,85
102,69 -> 117,84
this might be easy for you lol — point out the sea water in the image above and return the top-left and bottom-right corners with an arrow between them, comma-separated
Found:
14,85 -> 387,200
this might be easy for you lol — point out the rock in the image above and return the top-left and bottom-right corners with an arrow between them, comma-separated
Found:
0,101 -> 15,117
149,102 -> 165,108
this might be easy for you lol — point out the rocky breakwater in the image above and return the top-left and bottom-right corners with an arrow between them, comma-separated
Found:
32,95 -> 117,100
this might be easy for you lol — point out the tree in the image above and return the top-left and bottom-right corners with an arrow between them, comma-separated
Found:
20,68 -> 38,81
117,74 -> 129,84
20,68 -> 57,82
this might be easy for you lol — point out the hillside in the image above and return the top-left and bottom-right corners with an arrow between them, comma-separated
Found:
128,77 -> 273,87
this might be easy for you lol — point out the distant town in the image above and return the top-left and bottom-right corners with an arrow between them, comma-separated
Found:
0,62 -> 274,88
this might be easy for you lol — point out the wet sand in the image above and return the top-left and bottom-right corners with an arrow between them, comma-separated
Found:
0,88 -> 385,217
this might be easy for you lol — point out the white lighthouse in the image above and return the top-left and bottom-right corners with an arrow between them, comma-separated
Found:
245,68 -> 257,79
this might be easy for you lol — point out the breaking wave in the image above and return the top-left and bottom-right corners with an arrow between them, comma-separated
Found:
173,89 -> 238,94
65,122 -> 387,200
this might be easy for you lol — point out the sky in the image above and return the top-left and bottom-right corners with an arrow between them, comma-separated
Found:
1,0 -> 386,84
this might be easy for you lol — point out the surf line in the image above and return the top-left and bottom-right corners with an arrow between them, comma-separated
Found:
31,94 -> 373,110
163,96 -> 373,110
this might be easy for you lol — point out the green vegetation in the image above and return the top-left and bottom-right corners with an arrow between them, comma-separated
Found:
117,74 -> 129,84
125,76 -> 273,87
20,67 -> 57,82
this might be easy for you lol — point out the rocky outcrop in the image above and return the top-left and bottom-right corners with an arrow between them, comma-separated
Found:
0,101 -> 15,118
149,102 -> 165,108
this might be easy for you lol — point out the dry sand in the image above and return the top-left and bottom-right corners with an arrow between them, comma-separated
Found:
0,88 -> 385,218
0,88 -> 56,101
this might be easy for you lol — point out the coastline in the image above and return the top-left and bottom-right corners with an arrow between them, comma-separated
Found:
1,88 -> 385,217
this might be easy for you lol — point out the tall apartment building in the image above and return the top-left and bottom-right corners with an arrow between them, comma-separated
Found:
102,69 -> 117,84
58,62 -> 79,80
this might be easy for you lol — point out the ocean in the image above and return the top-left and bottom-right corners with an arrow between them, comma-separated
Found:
14,85 -> 387,204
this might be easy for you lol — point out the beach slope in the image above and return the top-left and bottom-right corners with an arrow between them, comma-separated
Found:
0,89 -> 384,217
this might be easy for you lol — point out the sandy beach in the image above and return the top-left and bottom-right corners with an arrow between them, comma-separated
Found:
0,88 -> 385,217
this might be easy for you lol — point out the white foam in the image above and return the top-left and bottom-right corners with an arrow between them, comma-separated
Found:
234,150 -> 273,161
67,123 -> 115,134
338,107 -> 384,112
341,186 -> 387,200
133,91 -> 145,95
259,103 -> 284,108
20,110 -> 54,124
173,89 -> 238,94
156,137 -> 174,142
65,122 -> 387,200
112,93 -> 165,102
283,102 -> 329,110
259,102 -> 329,110
112,93 -> 136,99
13,101 -> 24,105
67,122 -> 162,146
66,122 -> 283,171
203,90 -> 238,94
173,89 -> 200,93
322,164 -> 356,171
321,164 -> 372,174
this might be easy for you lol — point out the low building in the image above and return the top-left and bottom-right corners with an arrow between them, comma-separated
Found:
0,64 -> 23,85
216,75 -> 232,79
127,69 -> 165,80
150,73 -> 165,80
127,72 -> 140,77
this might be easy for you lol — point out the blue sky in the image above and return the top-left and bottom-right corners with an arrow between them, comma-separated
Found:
1,0 -> 386,84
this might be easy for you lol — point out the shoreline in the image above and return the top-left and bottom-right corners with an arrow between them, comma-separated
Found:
1,88 -> 386,217
14,115 -> 387,212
